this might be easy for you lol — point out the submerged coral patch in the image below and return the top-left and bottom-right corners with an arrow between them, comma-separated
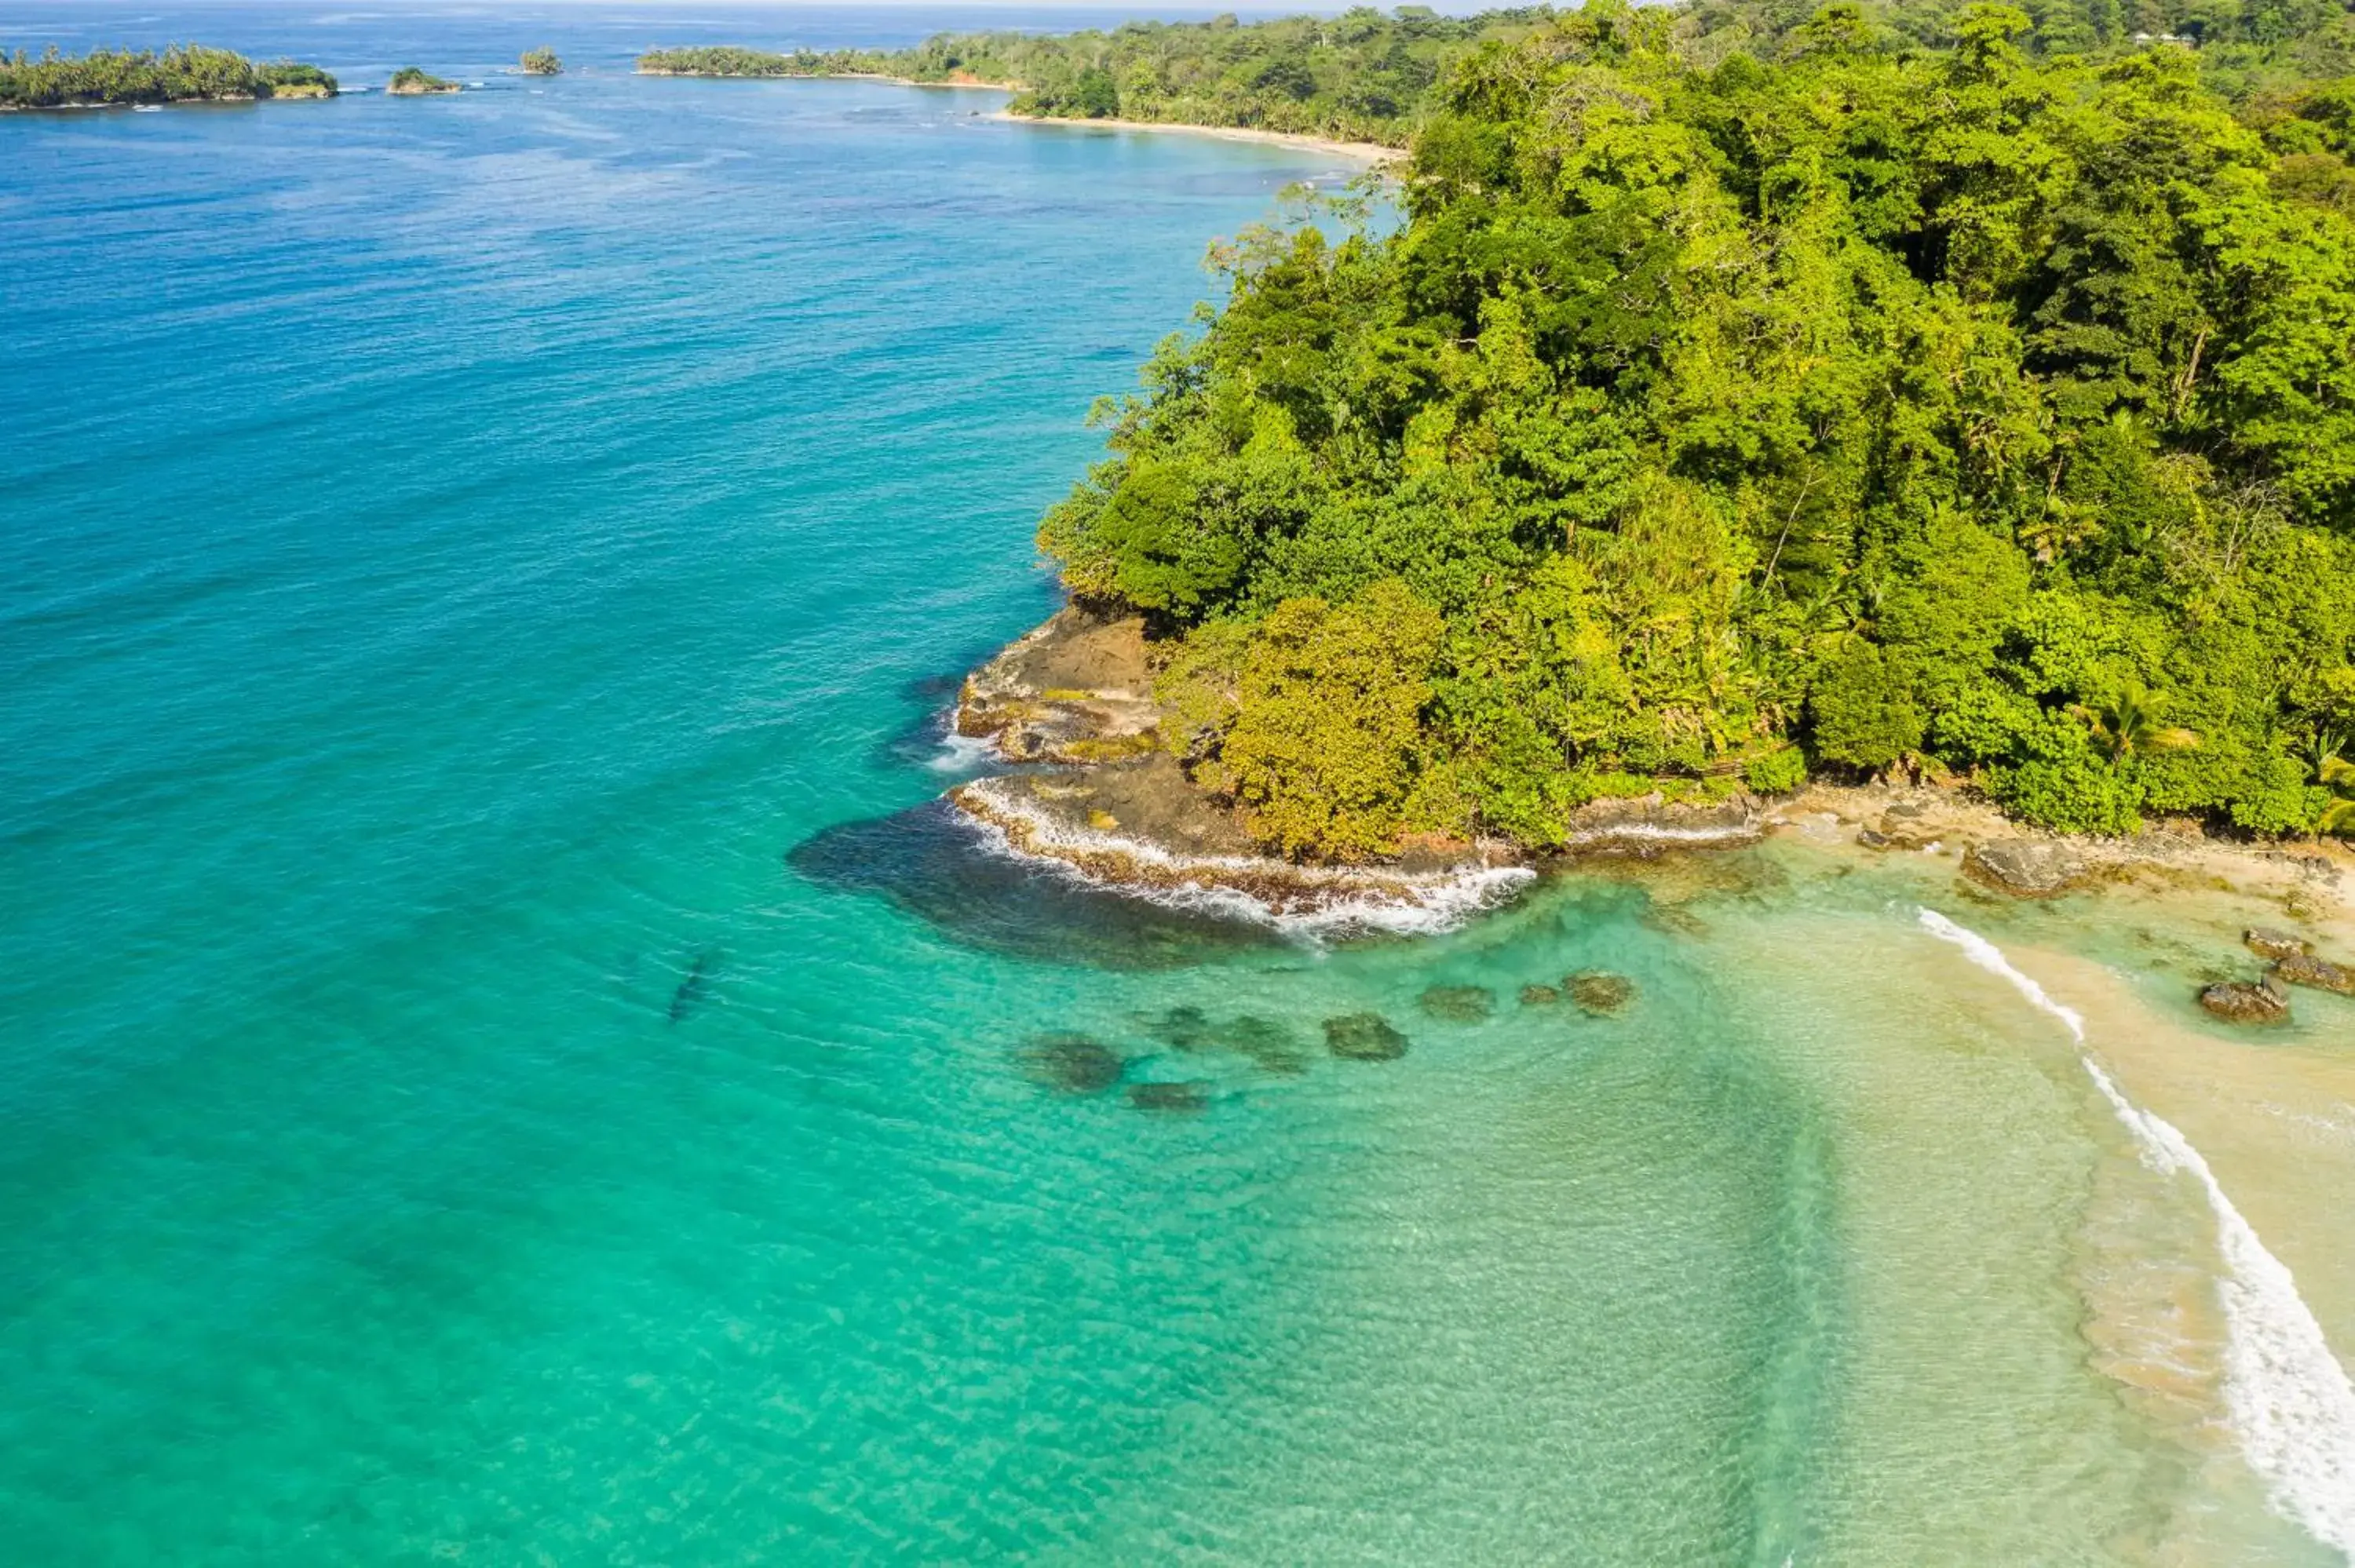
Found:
1568,972 -> 1637,1016
1126,1080 -> 1210,1114
1324,1012 -> 1408,1061
1418,984 -> 1495,1022
1020,1033 -> 1124,1094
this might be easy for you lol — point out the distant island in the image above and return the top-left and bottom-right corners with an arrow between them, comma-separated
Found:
0,45 -> 338,108
520,48 -> 562,78
385,67 -> 461,97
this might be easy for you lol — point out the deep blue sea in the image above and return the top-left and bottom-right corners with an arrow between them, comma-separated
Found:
7,5 -> 2355,1563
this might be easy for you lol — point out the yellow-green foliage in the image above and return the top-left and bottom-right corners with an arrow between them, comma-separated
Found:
1221,582 -> 1445,859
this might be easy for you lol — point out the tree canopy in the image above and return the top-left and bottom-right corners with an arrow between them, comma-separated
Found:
0,45 -> 337,107
1039,1 -> 2355,855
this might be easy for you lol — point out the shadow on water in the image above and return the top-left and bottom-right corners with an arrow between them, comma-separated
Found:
786,800 -> 1282,970
666,951 -> 719,1023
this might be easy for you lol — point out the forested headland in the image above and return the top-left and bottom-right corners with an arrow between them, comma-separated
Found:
637,13 -> 1561,147
1016,0 -> 2355,855
0,46 -> 337,108
640,0 -> 2355,147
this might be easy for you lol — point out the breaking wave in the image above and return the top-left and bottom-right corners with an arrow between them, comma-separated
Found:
1919,908 -> 2355,1559
956,778 -> 1535,939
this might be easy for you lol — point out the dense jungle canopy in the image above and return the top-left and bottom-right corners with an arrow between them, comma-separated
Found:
1030,0 -> 2355,854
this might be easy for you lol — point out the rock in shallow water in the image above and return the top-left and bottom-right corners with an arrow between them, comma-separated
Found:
1520,983 -> 1561,1007
1020,1033 -> 1124,1093
2198,980 -> 2290,1025
1568,971 -> 1636,1016
1127,1080 -> 1210,1114
1962,838 -> 2092,899
2244,926 -> 2309,961
2272,952 -> 2355,995
1418,985 -> 1495,1022
1324,1012 -> 1408,1061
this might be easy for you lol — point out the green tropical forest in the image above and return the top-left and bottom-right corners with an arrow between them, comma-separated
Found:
1022,0 -> 2355,855
0,45 -> 337,107
642,0 -> 2355,145
638,12 -> 1563,145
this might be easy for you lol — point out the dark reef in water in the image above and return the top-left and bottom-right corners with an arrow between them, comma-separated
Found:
788,801 -> 1280,969
1127,1080 -> 1210,1114
1324,1012 -> 1408,1061
1020,1033 -> 1126,1094
1141,1006 -> 1308,1074
1418,984 -> 1495,1022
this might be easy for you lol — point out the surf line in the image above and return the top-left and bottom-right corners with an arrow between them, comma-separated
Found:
1919,908 -> 2355,1559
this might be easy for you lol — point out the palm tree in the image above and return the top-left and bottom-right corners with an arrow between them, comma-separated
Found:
2071,681 -> 2198,766
2320,754 -> 2355,834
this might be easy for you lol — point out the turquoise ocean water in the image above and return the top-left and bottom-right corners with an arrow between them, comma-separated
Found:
7,7 -> 2355,1563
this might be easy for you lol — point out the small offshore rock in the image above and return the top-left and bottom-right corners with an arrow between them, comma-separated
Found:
2198,981 -> 2291,1025
1962,838 -> 2091,899
1021,1033 -> 1124,1093
1857,829 -> 1891,850
2244,928 -> 2310,962
1419,985 -> 1495,1023
1325,1012 -> 1408,1061
1568,971 -> 1636,1016
2272,953 -> 2355,995
1519,983 -> 1561,1007
1127,1080 -> 1210,1114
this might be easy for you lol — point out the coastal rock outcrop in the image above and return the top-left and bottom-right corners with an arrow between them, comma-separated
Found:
942,605 -> 1784,917
1962,838 -> 2094,899
2198,979 -> 2291,1025
955,605 -> 1159,764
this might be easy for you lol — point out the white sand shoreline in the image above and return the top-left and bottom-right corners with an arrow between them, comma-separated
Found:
983,109 -> 1398,164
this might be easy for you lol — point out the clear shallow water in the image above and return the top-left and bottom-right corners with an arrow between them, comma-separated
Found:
6,10 -> 2355,1563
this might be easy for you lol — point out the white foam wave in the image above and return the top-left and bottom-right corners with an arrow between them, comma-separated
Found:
1919,908 -> 2355,1559
925,727 -> 1000,775
1562,820 -> 1759,851
957,803 -> 1533,938
1918,910 -> 2087,1041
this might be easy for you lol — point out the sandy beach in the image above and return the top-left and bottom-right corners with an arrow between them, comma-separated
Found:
985,108 -> 1399,164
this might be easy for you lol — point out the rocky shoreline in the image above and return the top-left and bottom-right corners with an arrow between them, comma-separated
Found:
947,604 -> 1764,923
944,604 -> 2355,983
